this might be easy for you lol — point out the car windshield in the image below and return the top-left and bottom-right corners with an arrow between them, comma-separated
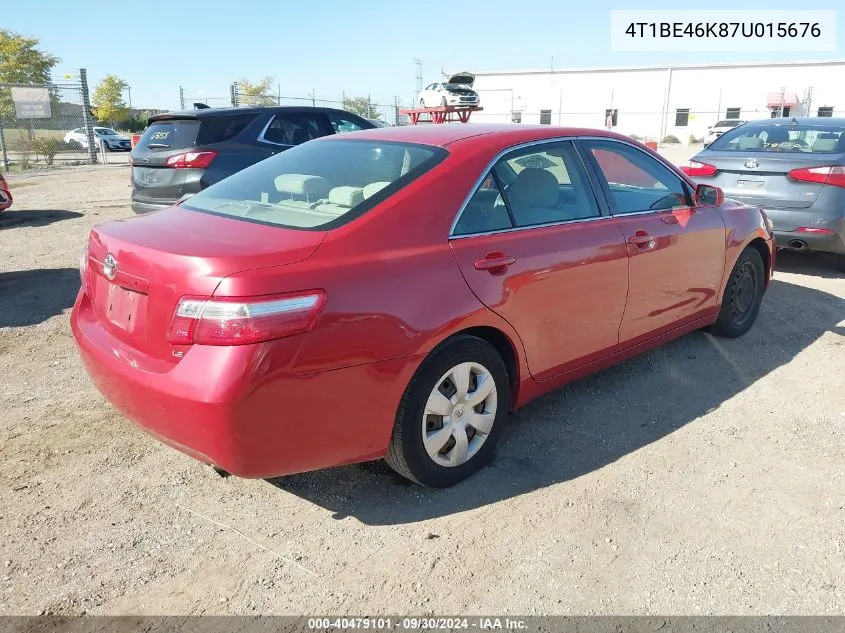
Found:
444,83 -> 468,89
713,120 -> 742,128
181,139 -> 446,230
95,128 -> 119,136
707,123 -> 845,153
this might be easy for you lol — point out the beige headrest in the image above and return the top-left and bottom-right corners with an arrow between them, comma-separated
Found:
811,139 -> 838,152
327,186 -> 364,207
274,174 -> 329,198
363,181 -> 390,199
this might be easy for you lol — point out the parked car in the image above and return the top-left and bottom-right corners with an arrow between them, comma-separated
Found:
681,117 -> 845,270
64,127 -> 131,151
0,172 -> 12,211
704,119 -> 748,146
129,106 -> 376,214
367,118 -> 390,128
72,124 -> 774,488
418,72 -> 479,108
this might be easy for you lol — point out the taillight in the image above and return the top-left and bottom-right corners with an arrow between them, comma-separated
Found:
168,291 -> 326,346
165,151 -> 218,169
679,160 -> 718,177
788,165 -> 845,188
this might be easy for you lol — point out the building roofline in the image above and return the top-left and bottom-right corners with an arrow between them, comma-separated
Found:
465,58 -> 845,76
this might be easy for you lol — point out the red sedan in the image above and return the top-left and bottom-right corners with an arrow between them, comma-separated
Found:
71,124 -> 775,488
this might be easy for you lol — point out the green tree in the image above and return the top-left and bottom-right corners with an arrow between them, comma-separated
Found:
237,77 -> 276,106
0,29 -> 61,120
341,95 -> 382,120
92,75 -> 129,126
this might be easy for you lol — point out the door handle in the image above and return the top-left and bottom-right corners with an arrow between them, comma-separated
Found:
474,253 -> 516,271
628,232 -> 656,250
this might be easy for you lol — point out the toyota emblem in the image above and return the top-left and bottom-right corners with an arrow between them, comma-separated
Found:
103,253 -> 118,280
745,159 -> 759,169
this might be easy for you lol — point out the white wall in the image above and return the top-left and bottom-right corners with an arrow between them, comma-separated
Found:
467,61 -> 845,144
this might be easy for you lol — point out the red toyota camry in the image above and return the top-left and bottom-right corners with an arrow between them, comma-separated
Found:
71,124 -> 775,488
0,173 -> 12,211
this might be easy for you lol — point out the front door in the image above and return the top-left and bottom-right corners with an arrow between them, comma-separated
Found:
579,138 -> 727,346
449,139 -> 629,380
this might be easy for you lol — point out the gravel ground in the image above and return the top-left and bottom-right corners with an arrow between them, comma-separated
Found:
0,160 -> 843,617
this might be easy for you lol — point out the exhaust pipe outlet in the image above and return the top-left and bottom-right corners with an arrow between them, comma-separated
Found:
788,239 -> 808,251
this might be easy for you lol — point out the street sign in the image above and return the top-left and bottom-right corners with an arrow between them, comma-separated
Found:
10,87 -> 52,119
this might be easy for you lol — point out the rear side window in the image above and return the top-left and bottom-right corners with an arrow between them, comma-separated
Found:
260,113 -> 323,146
197,113 -> 260,144
709,123 -> 845,153
181,139 -> 446,230
137,119 -> 200,151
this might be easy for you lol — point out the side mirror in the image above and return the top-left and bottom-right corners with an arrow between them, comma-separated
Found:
695,183 -> 723,206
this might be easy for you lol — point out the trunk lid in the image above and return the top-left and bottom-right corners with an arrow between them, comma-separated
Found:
83,207 -> 326,364
696,151 -> 842,209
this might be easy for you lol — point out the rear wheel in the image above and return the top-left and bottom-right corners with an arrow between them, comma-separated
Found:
385,335 -> 509,487
708,246 -> 765,338
835,254 -> 845,272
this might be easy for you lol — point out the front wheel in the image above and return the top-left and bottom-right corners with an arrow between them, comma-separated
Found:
385,335 -> 509,487
419,98 -> 426,108
440,96 -> 447,106
708,246 -> 766,338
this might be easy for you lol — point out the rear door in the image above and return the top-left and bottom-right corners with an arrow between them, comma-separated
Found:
696,122 -> 845,213
580,138 -> 726,345
449,139 -> 629,381
257,110 -> 328,149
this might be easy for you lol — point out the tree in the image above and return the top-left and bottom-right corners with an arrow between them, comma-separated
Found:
92,75 -> 129,126
237,77 -> 276,106
0,29 -> 60,121
341,95 -> 382,120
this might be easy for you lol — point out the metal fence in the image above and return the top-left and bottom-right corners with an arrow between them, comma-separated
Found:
179,84 -> 412,126
0,69 -> 103,171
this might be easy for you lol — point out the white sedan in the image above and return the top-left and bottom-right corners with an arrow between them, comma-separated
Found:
64,127 -> 132,151
418,72 -> 480,108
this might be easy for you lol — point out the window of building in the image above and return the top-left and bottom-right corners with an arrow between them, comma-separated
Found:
675,109 -> 690,127
818,106 -> 834,117
539,110 -> 552,125
771,106 -> 791,118
511,111 -> 522,123
725,108 -> 741,120
605,108 -> 618,127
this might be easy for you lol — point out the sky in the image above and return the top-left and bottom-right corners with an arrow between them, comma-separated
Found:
3,0 -> 843,112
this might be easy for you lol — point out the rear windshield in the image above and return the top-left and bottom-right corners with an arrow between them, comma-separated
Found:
713,120 -> 743,128
138,119 -> 200,151
709,123 -> 845,153
181,139 -> 447,230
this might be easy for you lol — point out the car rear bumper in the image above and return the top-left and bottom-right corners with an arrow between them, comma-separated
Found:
765,207 -> 845,254
70,289 -> 421,478
131,199 -> 173,214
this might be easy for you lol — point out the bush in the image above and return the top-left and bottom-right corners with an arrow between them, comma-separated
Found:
661,134 -> 681,144
689,134 -> 704,145
32,137 -> 60,165
8,134 -> 34,169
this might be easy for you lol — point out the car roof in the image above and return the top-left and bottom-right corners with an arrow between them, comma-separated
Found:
745,117 -> 845,126
320,123 -> 626,148
152,105 -> 359,119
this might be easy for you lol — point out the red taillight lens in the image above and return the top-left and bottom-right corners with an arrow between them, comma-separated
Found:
679,160 -> 718,177
165,151 -> 218,169
168,291 -> 327,346
788,165 -> 845,188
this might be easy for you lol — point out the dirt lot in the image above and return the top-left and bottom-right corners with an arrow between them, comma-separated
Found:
1,160 -> 843,616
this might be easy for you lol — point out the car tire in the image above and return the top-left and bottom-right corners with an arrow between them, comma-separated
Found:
384,335 -> 510,488
419,99 -> 426,108
835,254 -> 845,272
440,97 -> 447,106
707,246 -> 766,338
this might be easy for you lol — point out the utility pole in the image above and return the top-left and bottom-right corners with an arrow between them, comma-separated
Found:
414,58 -> 423,104
79,68 -> 97,164
179,85 -> 185,110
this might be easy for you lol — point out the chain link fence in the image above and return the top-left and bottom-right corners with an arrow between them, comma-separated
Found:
0,70 -> 104,171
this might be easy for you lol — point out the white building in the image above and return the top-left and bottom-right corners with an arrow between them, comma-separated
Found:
452,59 -> 845,144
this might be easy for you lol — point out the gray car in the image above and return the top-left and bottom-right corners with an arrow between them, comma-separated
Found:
682,117 -> 845,271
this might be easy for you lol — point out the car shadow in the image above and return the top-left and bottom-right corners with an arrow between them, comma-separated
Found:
0,268 -> 80,327
267,279 -> 845,525
775,249 -> 843,279
0,209 -> 83,229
